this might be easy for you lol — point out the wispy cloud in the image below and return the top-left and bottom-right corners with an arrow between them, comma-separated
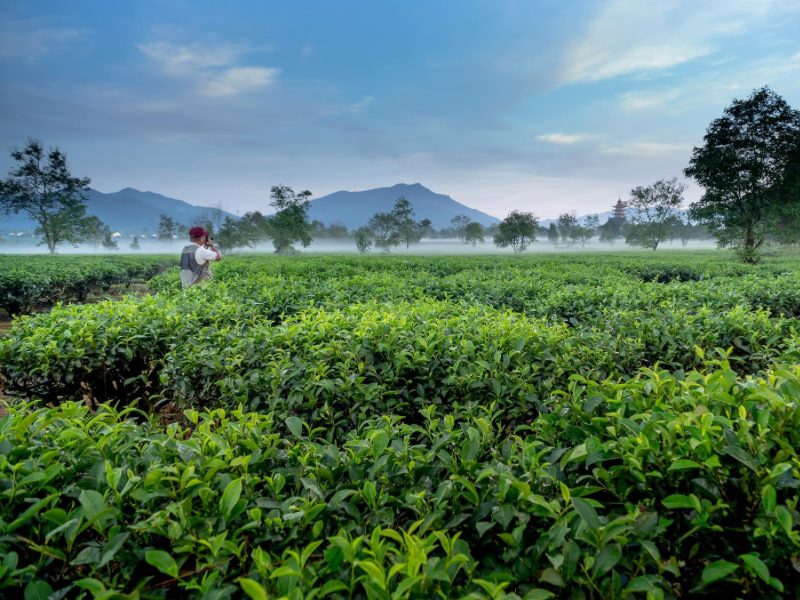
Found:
560,0 -> 799,85
301,43 -> 314,61
600,142 -> 692,156
0,20 -> 87,59
536,133 -> 595,144
619,89 -> 681,110
348,96 -> 374,114
137,40 -> 279,96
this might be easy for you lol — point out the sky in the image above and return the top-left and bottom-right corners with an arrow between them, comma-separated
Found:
1,0 -> 800,220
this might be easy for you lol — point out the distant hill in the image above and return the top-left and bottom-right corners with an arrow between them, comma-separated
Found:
307,183 -> 500,230
0,188 -> 237,233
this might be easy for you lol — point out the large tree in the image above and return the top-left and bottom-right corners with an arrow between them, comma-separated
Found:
557,212 -> 579,247
157,214 -> 179,243
391,197 -> 423,250
82,215 -> 112,252
464,222 -> 485,246
493,211 -> 539,253
0,139 -> 91,254
451,214 -> 471,242
684,87 -> 800,262
267,185 -> 313,253
547,223 -> 560,247
368,212 -> 399,252
624,178 -> 686,251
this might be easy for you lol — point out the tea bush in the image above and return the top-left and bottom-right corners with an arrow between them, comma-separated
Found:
0,255 -> 173,316
2,251 -> 800,599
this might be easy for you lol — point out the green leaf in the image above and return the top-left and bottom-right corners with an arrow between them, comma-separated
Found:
741,554 -> 770,583
24,580 -> 54,600
701,560 -> 738,586
523,590 -> 554,600
98,532 -> 129,568
286,416 -> 303,437
662,494 -> 695,509
572,497 -> 600,531
539,568 -> 564,587
372,430 -> 389,458
79,489 -> 107,527
320,580 -> 349,596
776,506 -> 793,534
669,459 -> 702,471
145,550 -> 178,578
761,485 -> 776,513
238,577 -> 267,600
74,578 -> 106,595
221,478 -> 243,521
362,481 -> 376,508
592,543 -> 621,577
722,446 -> 759,472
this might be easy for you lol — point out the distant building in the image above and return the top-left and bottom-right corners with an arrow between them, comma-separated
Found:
612,198 -> 627,221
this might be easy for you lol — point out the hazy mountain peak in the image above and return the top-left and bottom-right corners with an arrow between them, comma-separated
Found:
307,183 -> 499,230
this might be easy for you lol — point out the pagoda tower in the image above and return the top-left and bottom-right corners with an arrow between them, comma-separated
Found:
612,198 -> 627,220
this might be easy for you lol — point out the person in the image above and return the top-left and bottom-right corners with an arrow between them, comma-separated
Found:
181,226 -> 221,288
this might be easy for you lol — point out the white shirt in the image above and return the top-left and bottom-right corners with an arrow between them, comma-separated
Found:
195,244 -> 217,265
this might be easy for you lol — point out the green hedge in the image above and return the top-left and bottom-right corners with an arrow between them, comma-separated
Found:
2,360 -> 799,598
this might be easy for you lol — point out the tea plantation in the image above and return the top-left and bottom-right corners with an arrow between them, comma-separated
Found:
2,252 -> 800,599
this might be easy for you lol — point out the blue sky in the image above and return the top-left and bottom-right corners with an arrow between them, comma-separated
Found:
1,0 -> 799,220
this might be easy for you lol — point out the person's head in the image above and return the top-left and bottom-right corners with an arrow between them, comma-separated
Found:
189,226 -> 208,244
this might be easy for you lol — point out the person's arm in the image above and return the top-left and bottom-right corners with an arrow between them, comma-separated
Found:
195,245 -> 220,263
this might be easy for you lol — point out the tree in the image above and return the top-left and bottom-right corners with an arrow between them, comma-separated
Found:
575,215 -> 599,247
624,178 -> 686,250
267,185 -> 313,253
677,218 -> 694,247
355,228 -> 372,253
102,232 -> 119,252
197,201 -> 229,236
557,212 -> 579,246
547,223 -> 560,247
235,211 -> 272,249
82,215 -> 112,252
684,87 -> 800,263
391,197 -> 423,250
327,221 -> 349,238
464,222 -> 485,246
130,236 -> 141,251
493,211 -> 539,253
451,214 -> 471,242
368,212 -> 398,252
157,214 -> 179,243
418,218 -> 433,240
0,139 -> 91,254
599,219 -> 621,245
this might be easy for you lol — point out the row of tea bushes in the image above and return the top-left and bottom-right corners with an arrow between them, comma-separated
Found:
2,291 -> 795,414
0,254 -> 174,316
2,359 -> 799,598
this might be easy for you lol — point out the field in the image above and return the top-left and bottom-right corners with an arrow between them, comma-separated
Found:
1,251 -> 800,599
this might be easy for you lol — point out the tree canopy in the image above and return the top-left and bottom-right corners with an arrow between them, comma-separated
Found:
0,139 -> 92,254
684,86 -> 800,262
624,178 -> 686,251
493,211 -> 539,253
267,185 -> 313,253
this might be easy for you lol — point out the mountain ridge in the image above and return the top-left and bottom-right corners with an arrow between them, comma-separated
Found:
0,188 -> 237,233
307,183 -> 500,230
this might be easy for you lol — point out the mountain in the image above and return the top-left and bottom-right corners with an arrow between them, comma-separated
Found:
0,188 -> 238,233
307,183 -> 500,230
